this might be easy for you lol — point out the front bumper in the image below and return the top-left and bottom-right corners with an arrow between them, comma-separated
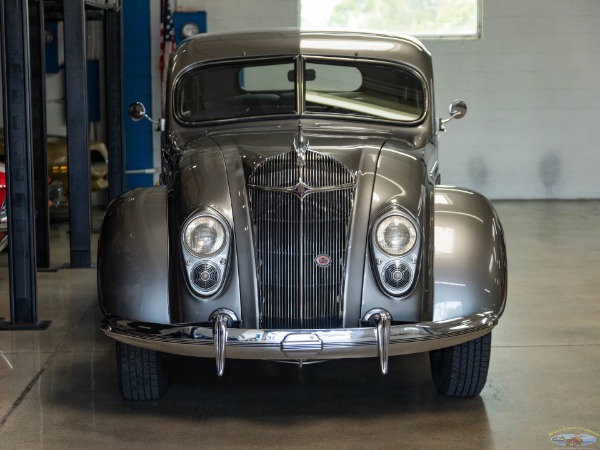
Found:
101,310 -> 498,376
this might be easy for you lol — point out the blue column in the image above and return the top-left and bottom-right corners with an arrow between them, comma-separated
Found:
123,0 -> 154,189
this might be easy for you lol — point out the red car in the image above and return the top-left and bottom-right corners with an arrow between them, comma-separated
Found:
566,435 -> 583,446
0,163 -> 7,252
0,162 -> 62,253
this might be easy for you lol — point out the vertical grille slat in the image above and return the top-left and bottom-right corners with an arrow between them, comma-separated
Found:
248,150 -> 355,329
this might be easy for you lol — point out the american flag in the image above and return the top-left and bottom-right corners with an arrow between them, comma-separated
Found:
160,0 -> 175,114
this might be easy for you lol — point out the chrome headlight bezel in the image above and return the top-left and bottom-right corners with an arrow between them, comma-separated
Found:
374,214 -> 418,256
183,215 -> 227,258
181,208 -> 232,298
370,207 -> 421,297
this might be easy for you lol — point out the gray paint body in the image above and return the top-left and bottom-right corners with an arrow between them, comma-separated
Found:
98,128 -> 506,326
98,30 -> 506,334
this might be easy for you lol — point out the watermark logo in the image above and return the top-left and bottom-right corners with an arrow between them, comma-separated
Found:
548,427 -> 599,447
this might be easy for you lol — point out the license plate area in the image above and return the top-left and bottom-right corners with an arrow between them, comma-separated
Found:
280,332 -> 324,359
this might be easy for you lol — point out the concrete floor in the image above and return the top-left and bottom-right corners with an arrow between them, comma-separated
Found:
0,201 -> 599,449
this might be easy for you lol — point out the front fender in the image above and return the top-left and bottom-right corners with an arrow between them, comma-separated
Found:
433,187 -> 507,320
97,186 -> 170,323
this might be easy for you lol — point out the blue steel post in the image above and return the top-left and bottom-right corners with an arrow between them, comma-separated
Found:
105,5 -> 126,201
28,0 -> 51,269
63,0 -> 91,268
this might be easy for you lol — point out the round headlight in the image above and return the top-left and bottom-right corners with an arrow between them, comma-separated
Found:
375,215 -> 417,256
183,216 -> 226,257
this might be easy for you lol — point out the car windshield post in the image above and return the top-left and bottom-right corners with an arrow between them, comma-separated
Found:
295,56 -> 305,115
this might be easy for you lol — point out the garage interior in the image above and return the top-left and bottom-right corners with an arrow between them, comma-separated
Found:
1,0 -> 599,449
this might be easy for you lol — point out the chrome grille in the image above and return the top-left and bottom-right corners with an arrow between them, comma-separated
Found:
248,150 -> 355,329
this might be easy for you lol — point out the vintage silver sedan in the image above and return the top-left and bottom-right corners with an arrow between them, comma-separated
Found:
98,30 -> 507,400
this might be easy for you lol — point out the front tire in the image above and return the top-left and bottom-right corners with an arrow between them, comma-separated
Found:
116,341 -> 168,400
429,333 -> 491,397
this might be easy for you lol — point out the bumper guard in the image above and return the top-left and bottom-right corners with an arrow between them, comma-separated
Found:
101,310 -> 498,376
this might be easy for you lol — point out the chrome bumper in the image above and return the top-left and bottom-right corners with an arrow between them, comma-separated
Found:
101,310 -> 498,376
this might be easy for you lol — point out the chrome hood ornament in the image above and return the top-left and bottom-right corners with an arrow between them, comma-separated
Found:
293,124 -> 309,167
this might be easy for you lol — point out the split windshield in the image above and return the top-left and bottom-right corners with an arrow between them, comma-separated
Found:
176,57 -> 425,123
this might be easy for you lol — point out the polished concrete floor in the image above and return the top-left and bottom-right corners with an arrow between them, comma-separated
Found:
0,201 -> 599,449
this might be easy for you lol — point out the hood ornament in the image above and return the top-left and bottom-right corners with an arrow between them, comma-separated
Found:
293,124 -> 309,167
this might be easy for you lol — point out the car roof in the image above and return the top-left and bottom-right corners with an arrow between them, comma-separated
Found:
170,29 -> 432,77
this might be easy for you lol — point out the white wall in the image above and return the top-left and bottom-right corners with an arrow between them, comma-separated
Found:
176,0 -> 298,31
424,0 -> 600,199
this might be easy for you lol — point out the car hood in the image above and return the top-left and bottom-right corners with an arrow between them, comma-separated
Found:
177,126 -> 427,220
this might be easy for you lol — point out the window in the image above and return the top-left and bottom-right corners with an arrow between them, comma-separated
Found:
304,60 -> 424,121
176,59 -> 296,122
239,63 -> 295,92
300,0 -> 481,38
175,57 -> 425,123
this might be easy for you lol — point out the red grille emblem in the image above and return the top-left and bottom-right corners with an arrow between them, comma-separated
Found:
315,254 -> 332,268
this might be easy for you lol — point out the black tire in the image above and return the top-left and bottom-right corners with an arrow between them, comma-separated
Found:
116,341 -> 168,400
429,332 -> 491,398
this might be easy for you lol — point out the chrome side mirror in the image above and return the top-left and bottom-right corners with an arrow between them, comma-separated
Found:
128,102 -> 160,124
128,102 -> 148,121
439,100 -> 467,131
128,102 -> 166,131
448,100 -> 467,119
